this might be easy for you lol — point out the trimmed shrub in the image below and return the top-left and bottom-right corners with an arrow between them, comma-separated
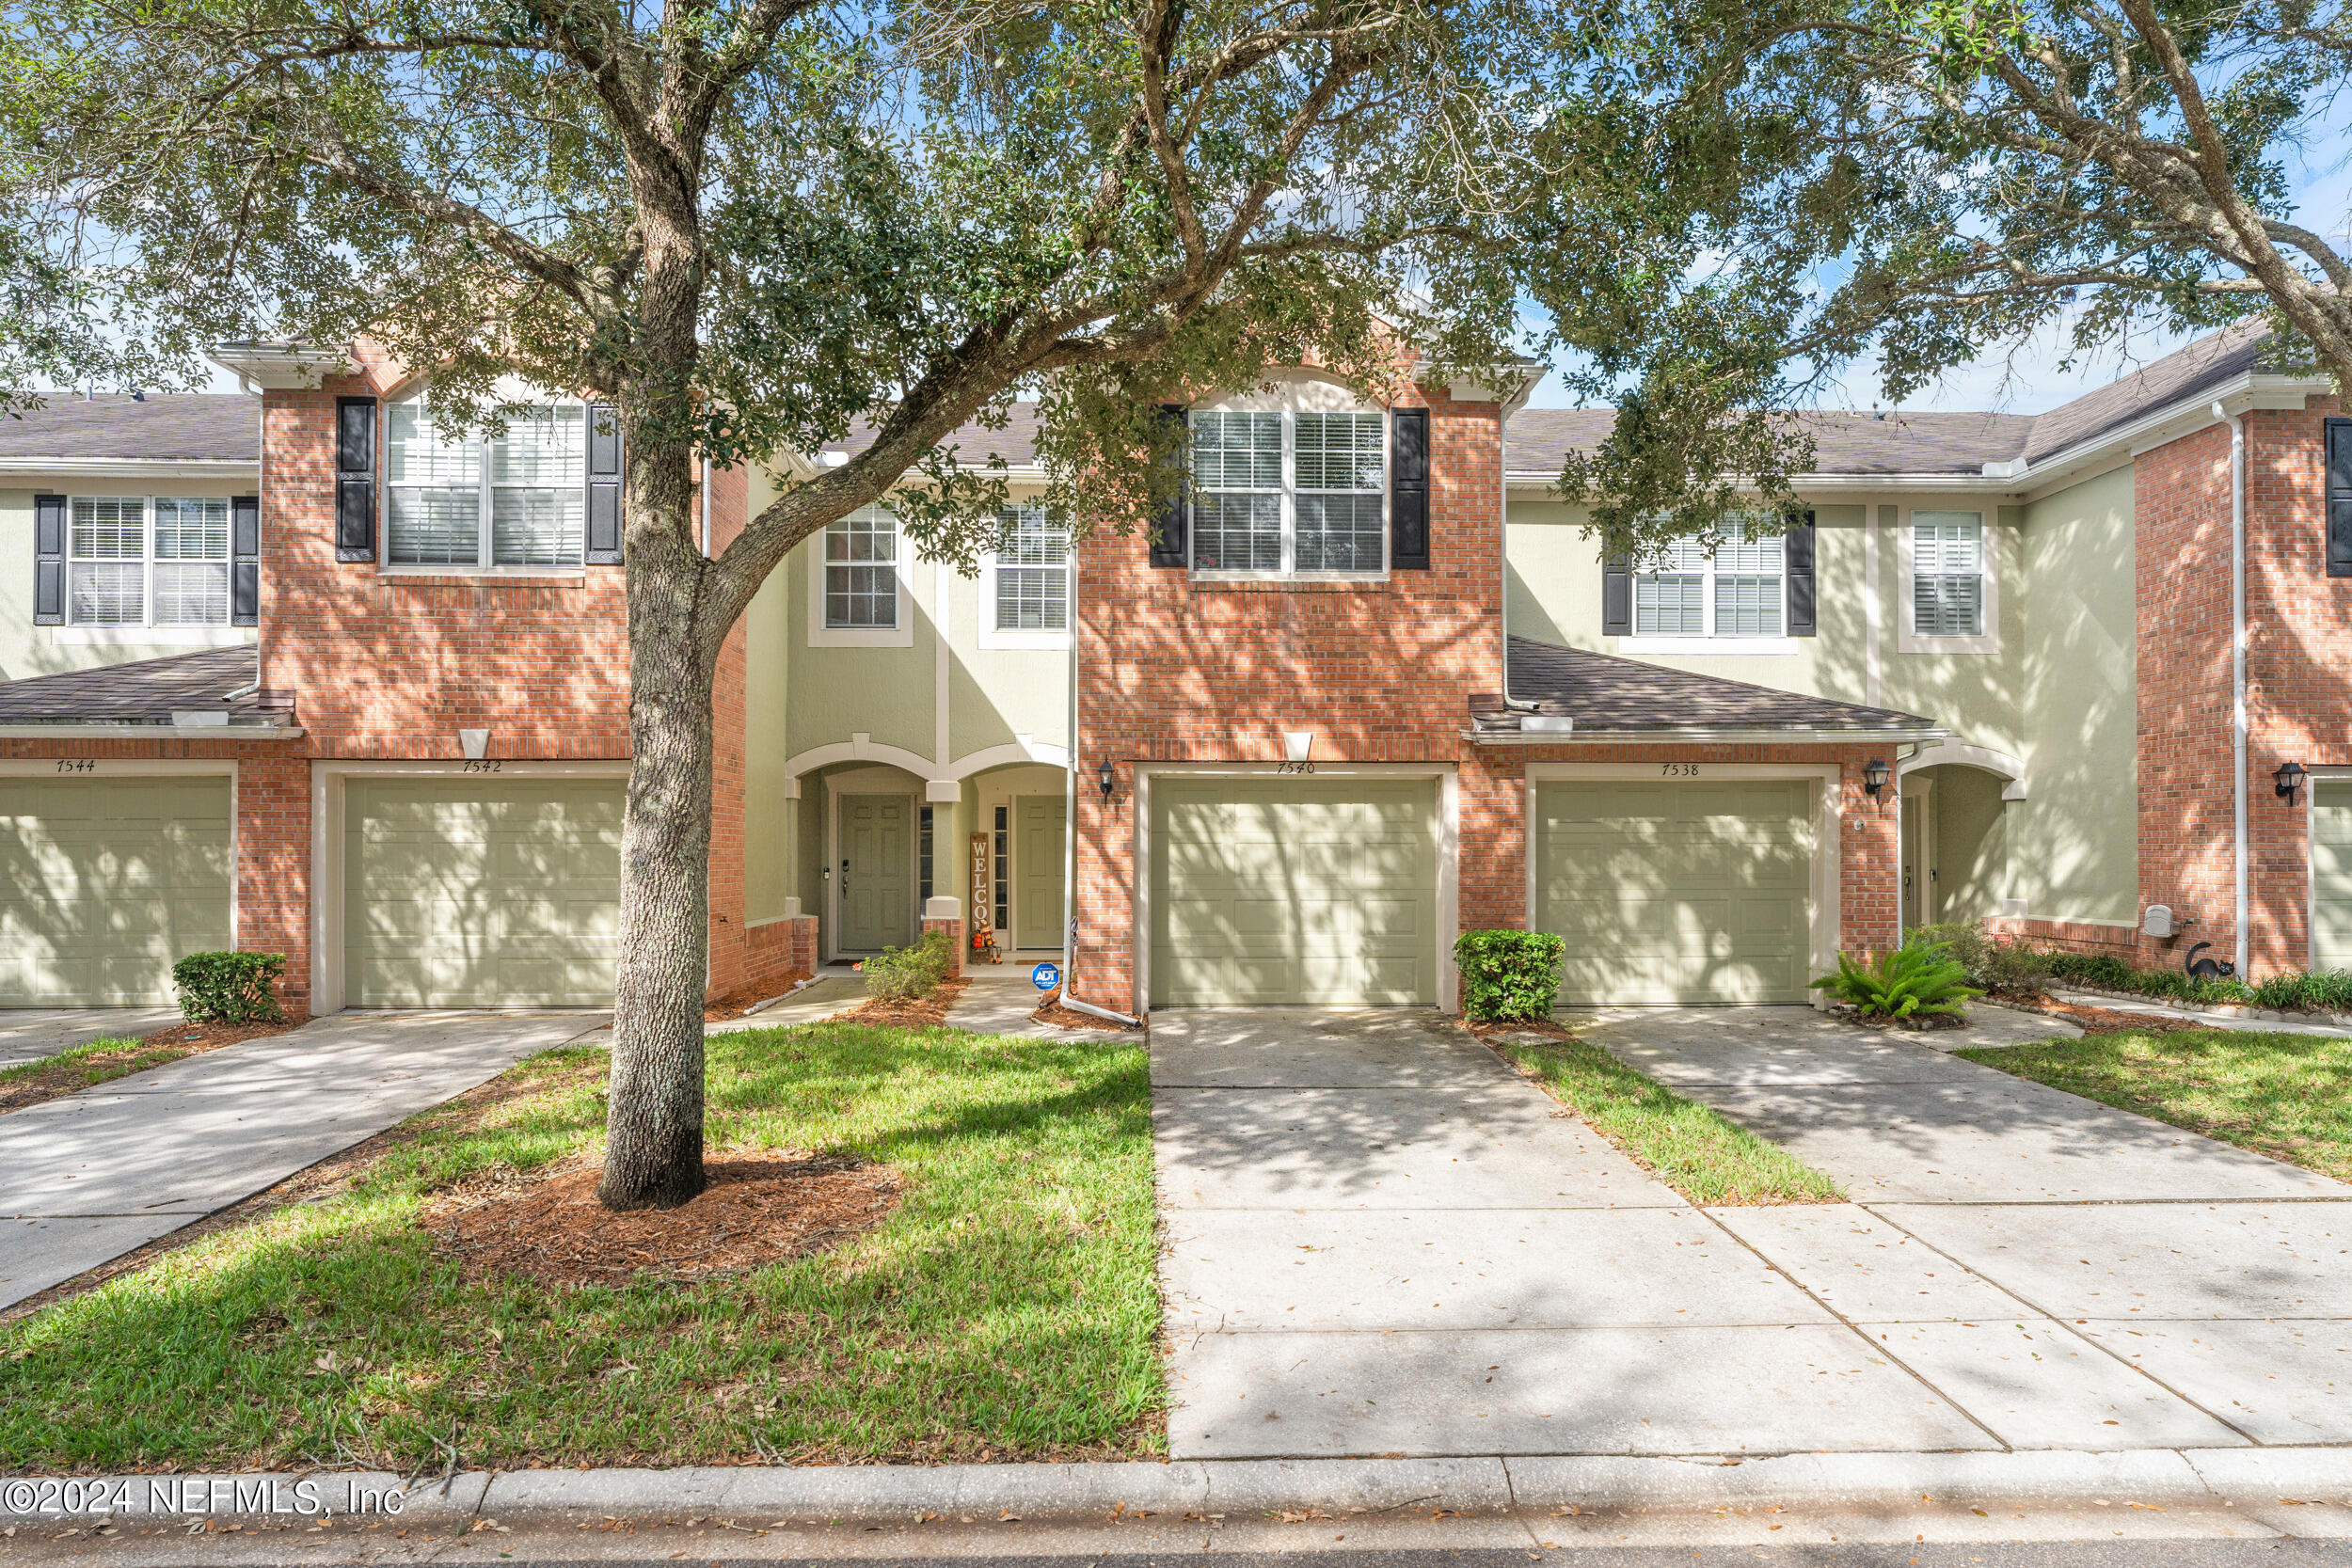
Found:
864,930 -> 953,1001
171,951 -> 288,1024
1454,929 -> 1565,1022
1915,920 -> 2053,996
1810,936 -> 1982,1021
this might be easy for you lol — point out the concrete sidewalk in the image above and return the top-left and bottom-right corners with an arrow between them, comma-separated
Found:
1575,1006 -> 2352,1448
0,1010 -> 606,1310
0,1006 -> 183,1069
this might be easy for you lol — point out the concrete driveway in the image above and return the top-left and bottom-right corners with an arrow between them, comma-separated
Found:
1572,1006 -> 2352,1448
0,1009 -> 606,1311
1152,1005 -> 2347,1462
0,1006 -> 183,1069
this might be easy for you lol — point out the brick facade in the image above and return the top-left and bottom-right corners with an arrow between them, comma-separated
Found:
2133,396 -> 2352,975
1068,377 -> 1906,1014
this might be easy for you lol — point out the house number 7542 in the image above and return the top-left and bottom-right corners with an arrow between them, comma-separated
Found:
1661,763 -> 1700,777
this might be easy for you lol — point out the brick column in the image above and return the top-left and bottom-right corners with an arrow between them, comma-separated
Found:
922,898 -> 963,976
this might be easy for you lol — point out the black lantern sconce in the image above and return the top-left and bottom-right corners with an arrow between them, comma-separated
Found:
2276,759 -> 2309,806
1862,757 -> 1892,803
1097,758 -> 1117,801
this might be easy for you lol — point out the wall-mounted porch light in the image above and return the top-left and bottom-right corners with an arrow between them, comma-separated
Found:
1862,757 -> 1892,803
1097,758 -> 1117,800
2276,759 -> 2309,806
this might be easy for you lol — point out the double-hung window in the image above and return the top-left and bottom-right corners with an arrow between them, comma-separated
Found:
992,506 -> 1071,632
1192,408 -> 1385,576
66,496 -> 232,627
384,399 -> 587,568
824,507 -> 898,629
1632,524 -> 1785,638
1912,512 -> 1984,637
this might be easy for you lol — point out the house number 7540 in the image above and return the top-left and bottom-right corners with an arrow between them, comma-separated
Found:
1660,763 -> 1700,777
1276,761 -> 1316,774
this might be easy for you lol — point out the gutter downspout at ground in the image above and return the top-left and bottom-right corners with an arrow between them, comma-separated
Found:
2216,401 -> 2249,977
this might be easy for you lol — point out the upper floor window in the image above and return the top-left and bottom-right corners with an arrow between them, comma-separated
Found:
1912,512 -> 1983,637
68,496 -> 230,626
385,399 -> 585,568
825,507 -> 898,629
1633,525 -> 1784,638
993,506 -> 1070,631
1192,409 -> 1385,576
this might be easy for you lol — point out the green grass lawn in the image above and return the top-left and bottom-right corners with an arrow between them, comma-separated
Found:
0,1021 -> 1162,1471
0,1036 -> 181,1095
1959,1027 -> 2352,1182
1490,1036 -> 1846,1205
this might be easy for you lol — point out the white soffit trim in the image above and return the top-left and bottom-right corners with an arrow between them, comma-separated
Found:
0,459 -> 258,481
207,342 -> 355,389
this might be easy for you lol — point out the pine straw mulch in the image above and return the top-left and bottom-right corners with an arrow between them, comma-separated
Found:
0,1016 -> 306,1117
1997,992 -> 2217,1036
704,972 -> 813,1022
1029,989 -> 1141,1034
421,1149 -> 901,1289
831,975 -> 968,1029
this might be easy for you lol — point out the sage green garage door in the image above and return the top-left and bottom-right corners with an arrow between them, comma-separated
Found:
346,777 -> 622,1007
0,775 -> 231,1005
2313,782 -> 2352,972
1536,778 -> 1813,1006
1150,778 -> 1438,1006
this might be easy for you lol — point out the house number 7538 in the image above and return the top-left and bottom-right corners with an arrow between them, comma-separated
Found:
1660,763 -> 1700,777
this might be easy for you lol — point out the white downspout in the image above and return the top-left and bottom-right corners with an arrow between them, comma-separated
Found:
2216,401 -> 2249,977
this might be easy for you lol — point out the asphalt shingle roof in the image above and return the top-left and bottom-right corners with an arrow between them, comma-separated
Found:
1499,636 -> 1937,735
0,394 -> 259,464
0,646 -> 274,724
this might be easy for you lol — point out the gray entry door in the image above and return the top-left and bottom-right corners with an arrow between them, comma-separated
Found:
2314,782 -> 2352,971
1015,794 -> 1067,951
840,794 -> 914,953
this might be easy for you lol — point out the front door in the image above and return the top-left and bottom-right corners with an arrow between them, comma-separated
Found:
840,794 -> 914,953
1015,794 -> 1068,951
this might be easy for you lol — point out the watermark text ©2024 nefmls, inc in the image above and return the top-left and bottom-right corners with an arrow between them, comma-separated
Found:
4,1476 -> 410,1519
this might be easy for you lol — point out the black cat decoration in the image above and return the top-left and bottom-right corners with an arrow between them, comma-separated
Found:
2185,942 -> 2236,982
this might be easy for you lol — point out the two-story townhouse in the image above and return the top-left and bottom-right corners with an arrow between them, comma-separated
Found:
1,323 -> 2344,1018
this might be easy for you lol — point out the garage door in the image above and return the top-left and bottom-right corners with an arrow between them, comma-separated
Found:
2313,782 -> 2352,972
0,775 -> 232,1006
346,778 -> 622,1007
1536,778 -> 1813,1006
1150,778 -> 1438,1006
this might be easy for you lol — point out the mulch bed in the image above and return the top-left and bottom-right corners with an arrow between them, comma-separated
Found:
1458,1015 -> 1578,1044
0,1016 -> 305,1116
833,975 -> 968,1029
1998,993 -> 2215,1036
704,973 -> 812,1022
1029,989 -> 1141,1033
1825,1003 -> 1968,1032
421,1149 -> 901,1288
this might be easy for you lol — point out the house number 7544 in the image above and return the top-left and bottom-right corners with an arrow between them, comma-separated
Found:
1660,763 -> 1700,777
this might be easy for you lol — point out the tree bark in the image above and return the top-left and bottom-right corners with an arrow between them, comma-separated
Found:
597,488 -> 721,1211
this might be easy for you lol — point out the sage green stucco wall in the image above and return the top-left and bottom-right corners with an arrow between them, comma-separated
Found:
2010,463 -> 2137,922
0,481 -> 260,683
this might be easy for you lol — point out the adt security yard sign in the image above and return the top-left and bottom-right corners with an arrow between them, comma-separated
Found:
1031,962 -> 1061,991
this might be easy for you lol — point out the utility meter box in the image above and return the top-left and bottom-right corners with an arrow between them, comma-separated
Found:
2142,904 -> 2177,939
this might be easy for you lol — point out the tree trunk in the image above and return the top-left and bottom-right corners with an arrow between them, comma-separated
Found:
598,511 -> 720,1211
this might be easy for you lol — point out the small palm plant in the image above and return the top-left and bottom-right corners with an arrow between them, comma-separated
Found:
1810,936 -> 1984,1022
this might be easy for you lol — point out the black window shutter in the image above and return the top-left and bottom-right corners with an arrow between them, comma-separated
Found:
2327,418 -> 2352,578
230,494 -> 261,626
1785,511 -> 1818,635
1149,404 -> 1187,568
1601,553 -> 1631,637
586,402 -> 623,564
32,492 -> 64,625
334,396 -> 377,562
1390,407 -> 1430,570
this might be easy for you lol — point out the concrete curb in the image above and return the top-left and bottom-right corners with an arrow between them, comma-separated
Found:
7,1449 -> 2349,1527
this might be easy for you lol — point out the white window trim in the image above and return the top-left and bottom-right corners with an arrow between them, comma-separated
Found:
59,493 -> 236,633
1898,506 -> 2001,654
806,507 -> 914,648
1187,402 -> 1390,583
378,394 -> 591,576
1613,527 -> 1793,653
977,504 -> 1073,650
